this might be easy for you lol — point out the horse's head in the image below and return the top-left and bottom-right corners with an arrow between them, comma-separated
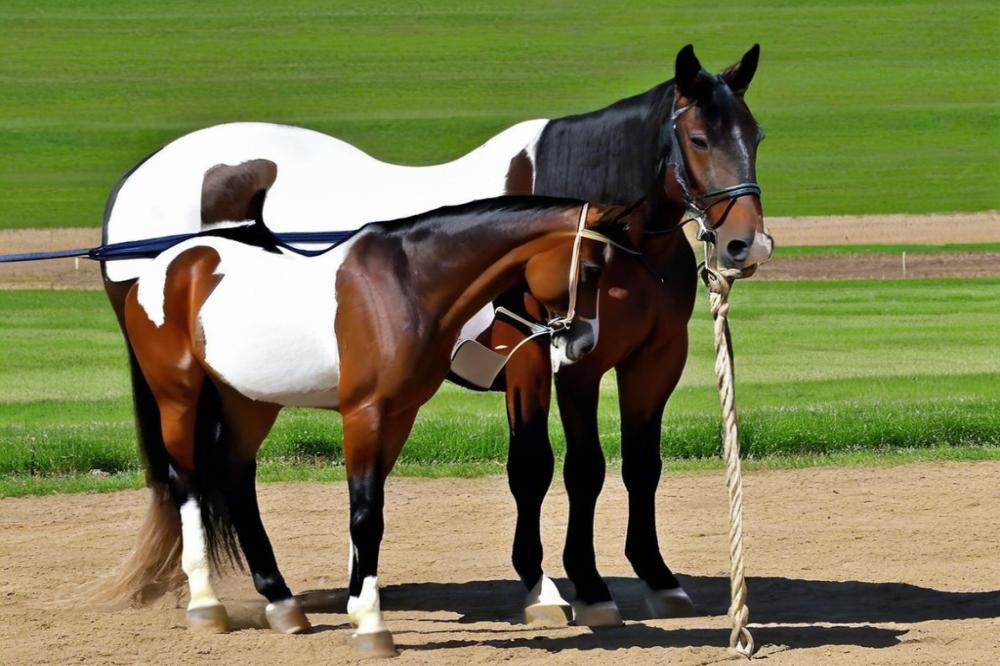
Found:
524,204 -> 634,370
662,44 -> 773,272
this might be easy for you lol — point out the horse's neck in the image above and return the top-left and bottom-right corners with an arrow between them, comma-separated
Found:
403,208 -> 575,335
536,82 -> 673,203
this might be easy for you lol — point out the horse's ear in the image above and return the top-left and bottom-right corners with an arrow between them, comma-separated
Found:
721,44 -> 760,96
675,44 -> 709,99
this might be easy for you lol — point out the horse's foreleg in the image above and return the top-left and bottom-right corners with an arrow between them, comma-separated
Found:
497,321 -> 570,624
342,404 -> 416,657
556,370 -> 623,627
616,333 -> 695,618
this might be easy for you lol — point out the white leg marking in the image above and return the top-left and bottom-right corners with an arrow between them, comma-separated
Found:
179,498 -> 221,610
347,576 -> 386,635
526,575 -> 567,607
524,574 -> 572,624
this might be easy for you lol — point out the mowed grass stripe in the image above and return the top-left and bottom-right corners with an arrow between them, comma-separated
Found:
3,278 -> 1000,482
0,0 -> 997,229
777,243 -> 1000,257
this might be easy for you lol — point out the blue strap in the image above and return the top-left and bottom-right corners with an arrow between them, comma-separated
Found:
0,247 -> 95,263
0,229 -> 357,264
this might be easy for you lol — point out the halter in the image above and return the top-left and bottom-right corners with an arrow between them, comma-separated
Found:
451,203 -> 635,388
658,85 -> 762,245
544,202 -> 640,331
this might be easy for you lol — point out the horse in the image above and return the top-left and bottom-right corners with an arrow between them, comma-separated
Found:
115,194 -> 634,655
99,44 -> 771,627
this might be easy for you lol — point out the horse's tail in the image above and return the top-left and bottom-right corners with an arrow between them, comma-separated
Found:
98,353 -> 242,606
192,378 -> 243,574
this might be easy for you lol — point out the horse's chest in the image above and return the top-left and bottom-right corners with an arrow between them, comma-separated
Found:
197,248 -> 350,409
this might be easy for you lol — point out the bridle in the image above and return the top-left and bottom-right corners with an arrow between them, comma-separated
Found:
496,202 -> 636,337
654,84 -> 762,246
449,202 -> 636,388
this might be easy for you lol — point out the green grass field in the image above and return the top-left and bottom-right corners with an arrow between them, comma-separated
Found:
4,278 -> 1000,496
0,0 -> 997,230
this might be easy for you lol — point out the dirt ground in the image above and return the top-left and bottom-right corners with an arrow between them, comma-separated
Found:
2,212 -> 999,289
754,251 -> 1000,281
763,211 -> 1000,246
1,461 -> 998,664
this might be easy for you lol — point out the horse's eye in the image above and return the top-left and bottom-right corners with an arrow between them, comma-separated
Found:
690,135 -> 709,151
582,262 -> 602,278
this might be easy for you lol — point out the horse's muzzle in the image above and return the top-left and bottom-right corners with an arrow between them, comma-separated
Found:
550,318 -> 599,371
720,229 -> 773,270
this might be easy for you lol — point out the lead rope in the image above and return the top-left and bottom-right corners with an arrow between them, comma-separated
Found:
699,240 -> 755,659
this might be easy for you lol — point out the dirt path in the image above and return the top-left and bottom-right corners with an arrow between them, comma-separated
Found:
2,212 -> 999,289
1,461 -> 998,664
755,251 -> 1000,280
764,211 -> 1000,246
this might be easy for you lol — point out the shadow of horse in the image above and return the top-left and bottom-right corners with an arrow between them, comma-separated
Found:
283,575 -> 998,652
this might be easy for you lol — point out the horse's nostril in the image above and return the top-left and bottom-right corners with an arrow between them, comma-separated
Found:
726,239 -> 751,261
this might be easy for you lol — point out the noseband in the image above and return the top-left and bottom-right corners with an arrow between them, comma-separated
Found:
660,87 -> 762,245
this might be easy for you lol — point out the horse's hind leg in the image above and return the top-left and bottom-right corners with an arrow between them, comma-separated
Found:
615,334 -> 695,618
124,253 -> 231,631
157,389 -> 230,633
216,390 -> 311,634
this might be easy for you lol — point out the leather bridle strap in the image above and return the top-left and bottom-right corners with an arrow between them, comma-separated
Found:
662,96 -> 762,245
562,202 -> 589,324
548,202 -> 638,331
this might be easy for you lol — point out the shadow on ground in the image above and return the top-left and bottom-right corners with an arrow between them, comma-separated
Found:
287,575 -> 999,652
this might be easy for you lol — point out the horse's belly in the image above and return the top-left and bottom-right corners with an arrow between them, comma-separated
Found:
201,309 -> 341,409
195,246 -> 347,409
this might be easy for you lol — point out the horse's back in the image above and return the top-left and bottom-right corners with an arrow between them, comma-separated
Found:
103,119 -> 547,283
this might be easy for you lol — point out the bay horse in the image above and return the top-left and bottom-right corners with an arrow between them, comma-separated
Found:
117,195 -> 631,654
100,44 -> 771,626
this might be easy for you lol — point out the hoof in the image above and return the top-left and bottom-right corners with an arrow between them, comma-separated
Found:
524,575 -> 571,626
644,585 -> 696,618
266,598 -> 312,634
350,629 -> 398,658
571,600 -> 623,627
525,602 -> 572,625
187,603 -> 229,633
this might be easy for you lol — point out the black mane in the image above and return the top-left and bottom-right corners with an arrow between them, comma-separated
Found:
370,194 -> 585,235
533,81 -> 675,204
217,194 -> 588,257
